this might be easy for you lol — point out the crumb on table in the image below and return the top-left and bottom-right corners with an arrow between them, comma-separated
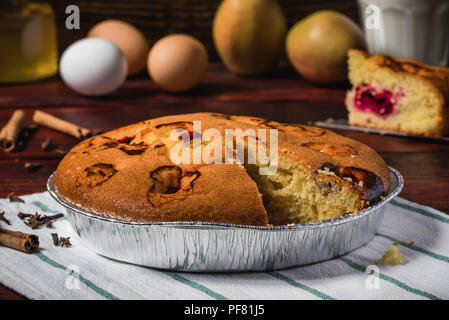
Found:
377,244 -> 404,266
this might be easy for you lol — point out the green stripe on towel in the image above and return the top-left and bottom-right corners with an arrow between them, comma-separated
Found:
34,252 -> 119,300
390,200 -> 449,224
162,271 -> 228,300
338,257 -> 441,300
376,232 -> 449,264
32,201 -> 65,216
266,271 -> 336,300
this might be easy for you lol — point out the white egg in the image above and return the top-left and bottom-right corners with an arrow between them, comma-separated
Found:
60,38 -> 127,96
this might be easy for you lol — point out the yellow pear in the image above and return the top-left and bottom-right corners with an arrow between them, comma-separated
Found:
286,10 -> 366,84
213,0 -> 287,75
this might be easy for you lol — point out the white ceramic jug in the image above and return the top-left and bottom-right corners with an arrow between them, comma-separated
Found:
358,0 -> 449,66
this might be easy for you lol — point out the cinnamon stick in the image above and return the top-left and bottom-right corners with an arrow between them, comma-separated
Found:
0,227 -> 39,253
0,110 -> 26,152
33,110 -> 91,139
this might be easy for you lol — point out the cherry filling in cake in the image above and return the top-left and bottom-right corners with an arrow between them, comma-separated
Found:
354,85 -> 399,116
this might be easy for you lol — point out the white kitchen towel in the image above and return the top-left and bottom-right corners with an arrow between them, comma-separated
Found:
1,191 -> 448,300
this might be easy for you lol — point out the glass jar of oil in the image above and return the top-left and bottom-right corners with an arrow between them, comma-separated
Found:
0,0 -> 58,83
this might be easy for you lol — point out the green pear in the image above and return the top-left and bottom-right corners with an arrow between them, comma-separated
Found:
286,10 -> 366,84
213,0 -> 287,75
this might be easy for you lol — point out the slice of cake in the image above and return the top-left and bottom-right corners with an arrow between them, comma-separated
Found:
346,49 -> 449,138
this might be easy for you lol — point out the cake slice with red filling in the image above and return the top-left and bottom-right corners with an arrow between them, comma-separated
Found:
346,49 -> 449,138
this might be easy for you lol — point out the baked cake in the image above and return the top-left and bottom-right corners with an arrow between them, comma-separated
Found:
55,113 -> 390,226
346,49 -> 449,138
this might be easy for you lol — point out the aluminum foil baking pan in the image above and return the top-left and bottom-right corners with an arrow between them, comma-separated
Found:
47,167 -> 403,272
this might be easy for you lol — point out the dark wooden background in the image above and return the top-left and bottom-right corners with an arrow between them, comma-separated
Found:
48,0 -> 360,61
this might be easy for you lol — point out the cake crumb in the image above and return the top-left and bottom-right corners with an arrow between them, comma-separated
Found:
377,244 -> 404,266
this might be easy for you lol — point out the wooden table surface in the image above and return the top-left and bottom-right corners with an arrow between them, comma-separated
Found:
1,63 -> 448,299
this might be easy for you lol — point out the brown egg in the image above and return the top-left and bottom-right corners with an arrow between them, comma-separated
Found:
147,34 -> 208,92
88,20 -> 150,75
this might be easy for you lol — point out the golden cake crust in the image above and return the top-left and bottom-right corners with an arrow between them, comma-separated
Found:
349,49 -> 449,98
55,113 -> 390,225
347,50 -> 449,138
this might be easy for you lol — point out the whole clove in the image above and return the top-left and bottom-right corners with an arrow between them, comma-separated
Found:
51,233 -> 72,247
24,213 -> 44,229
41,137 -> 70,156
41,137 -> 55,151
0,212 -> 11,225
60,236 -> 71,247
51,233 -> 59,246
14,124 -> 39,152
8,192 -> 24,203
17,212 -> 32,220
24,162 -> 42,172
54,148 -> 67,155
21,212 -> 64,230
45,213 -> 64,221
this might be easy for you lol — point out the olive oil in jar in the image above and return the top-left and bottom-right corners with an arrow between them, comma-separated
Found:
0,0 -> 58,83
